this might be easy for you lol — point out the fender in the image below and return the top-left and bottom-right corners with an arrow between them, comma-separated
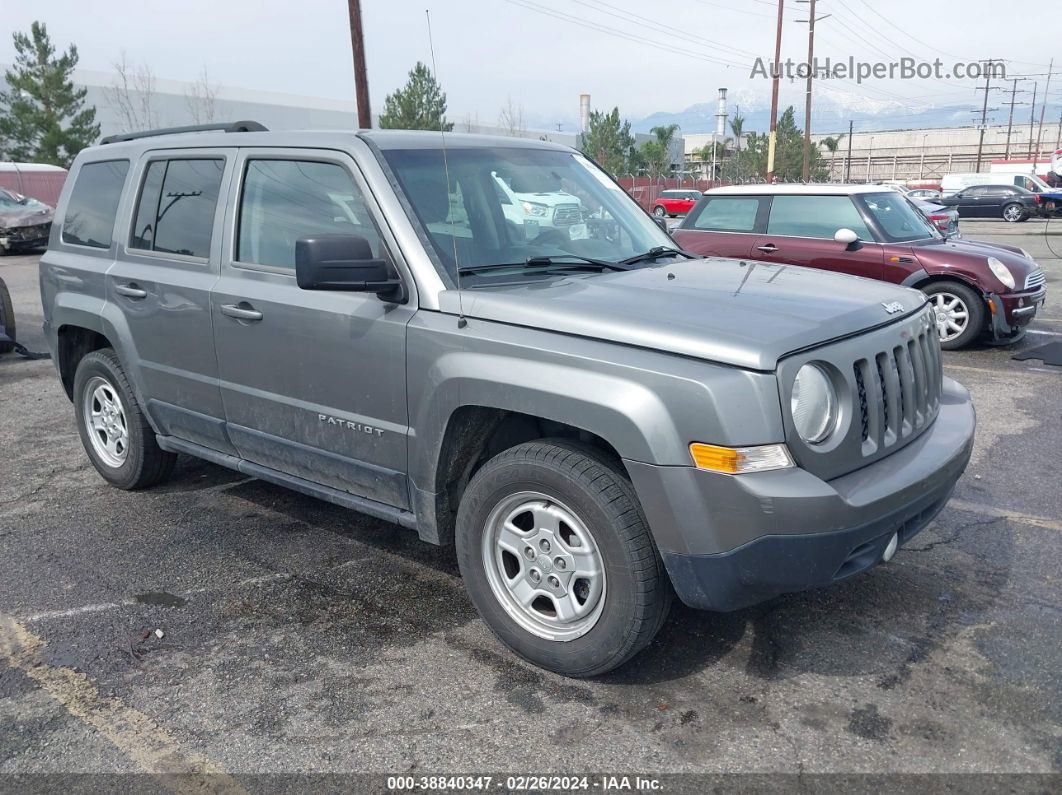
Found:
404,311 -> 785,506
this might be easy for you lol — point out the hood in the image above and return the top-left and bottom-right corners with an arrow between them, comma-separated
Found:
0,205 -> 54,228
443,258 -> 927,371
909,236 -> 1039,280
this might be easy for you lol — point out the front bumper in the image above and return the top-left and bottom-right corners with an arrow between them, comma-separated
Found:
626,377 -> 975,611
988,287 -> 1047,340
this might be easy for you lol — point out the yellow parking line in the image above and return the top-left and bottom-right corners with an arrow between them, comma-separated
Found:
0,615 -> 246,792
948,499 -> 1062,532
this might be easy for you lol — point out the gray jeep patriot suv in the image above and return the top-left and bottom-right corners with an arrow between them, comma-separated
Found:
40,122 -> 975,676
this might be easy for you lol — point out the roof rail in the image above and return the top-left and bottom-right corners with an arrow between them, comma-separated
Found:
99,120 -> 268,145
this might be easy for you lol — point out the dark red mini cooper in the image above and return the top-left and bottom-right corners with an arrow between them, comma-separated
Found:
673,184 -> 1048,349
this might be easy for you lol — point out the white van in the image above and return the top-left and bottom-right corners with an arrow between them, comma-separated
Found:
941,172 -> 1052,196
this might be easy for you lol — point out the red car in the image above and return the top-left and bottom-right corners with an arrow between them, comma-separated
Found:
673,184 -> 1047,349
652,189 -> 701,217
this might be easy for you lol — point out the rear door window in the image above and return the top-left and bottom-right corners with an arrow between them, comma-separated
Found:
766,195 -> 872,240
61,160 -> 130,249
130,158 -> 224,258
689,196 -> 765,232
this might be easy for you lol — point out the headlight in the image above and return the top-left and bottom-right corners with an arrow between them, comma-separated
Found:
521,201 -> 549,217
791,364 -> 837,444
987,256 -> 1015,289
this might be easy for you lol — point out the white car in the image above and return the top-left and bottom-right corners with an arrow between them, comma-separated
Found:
492,172 -> 584,236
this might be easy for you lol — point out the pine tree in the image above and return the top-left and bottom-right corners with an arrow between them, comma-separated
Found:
580,107 -> 635,176
378,62 -> 453,131
0,22 -> 100,167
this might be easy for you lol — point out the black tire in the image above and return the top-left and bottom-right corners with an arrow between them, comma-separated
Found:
1002,203 -> 1026,223
73,348 -> 176,489
456,440 -> 672,677
923,281 -> 986,350
652,205 -> 666,217
0,276 -> 14,354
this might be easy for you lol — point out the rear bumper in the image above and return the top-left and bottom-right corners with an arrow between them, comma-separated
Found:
626,377 -> 975,611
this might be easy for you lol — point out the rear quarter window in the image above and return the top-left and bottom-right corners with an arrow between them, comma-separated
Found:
61,160 -> 130,249
690,196 -> 763,232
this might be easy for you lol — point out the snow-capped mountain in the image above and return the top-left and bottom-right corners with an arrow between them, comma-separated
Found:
630,87 -> 1013,135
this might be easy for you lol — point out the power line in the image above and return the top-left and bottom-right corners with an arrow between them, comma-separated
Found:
572,0 -> 762,59
501,0 -> 751,69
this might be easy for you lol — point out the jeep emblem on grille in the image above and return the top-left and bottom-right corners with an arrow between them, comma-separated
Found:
881,301 -> 904,314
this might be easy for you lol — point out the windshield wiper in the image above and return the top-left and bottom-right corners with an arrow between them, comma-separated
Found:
458,254 -> 632,275
620,246 -> 697,266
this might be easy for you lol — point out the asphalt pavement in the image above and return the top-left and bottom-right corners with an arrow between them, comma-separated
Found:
0,219 -> 1059,786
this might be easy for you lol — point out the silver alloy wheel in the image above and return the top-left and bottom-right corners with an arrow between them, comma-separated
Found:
932,291 -> 969,342
653,206 -> 666,216
83,376 -> 129,468
1003,204 -> 1024,222
481,491 -> 606,641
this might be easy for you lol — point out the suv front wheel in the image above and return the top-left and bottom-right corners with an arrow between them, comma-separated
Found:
456,440 -> 671,677
73,349 -> 176,489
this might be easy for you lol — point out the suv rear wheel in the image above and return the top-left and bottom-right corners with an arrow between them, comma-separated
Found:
73,349 -> 176,489
924,281 -> 985,350
456,440 -> 671,677
653,205 -> 667,217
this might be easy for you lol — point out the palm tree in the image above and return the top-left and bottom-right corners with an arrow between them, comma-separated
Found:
729,112 -> 745,152
649,124 -> 680,178
819,133 -> 846,180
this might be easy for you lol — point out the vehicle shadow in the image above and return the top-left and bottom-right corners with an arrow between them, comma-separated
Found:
158,456 -> 1012,691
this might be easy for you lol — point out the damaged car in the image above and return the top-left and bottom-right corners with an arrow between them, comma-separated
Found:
0,187 -> 54,253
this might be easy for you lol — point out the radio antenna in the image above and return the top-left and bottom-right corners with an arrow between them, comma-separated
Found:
426,9 -> 466,328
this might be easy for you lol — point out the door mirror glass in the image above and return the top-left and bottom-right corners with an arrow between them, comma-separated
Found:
295,235 -> 405,301
834,228 -> 860,245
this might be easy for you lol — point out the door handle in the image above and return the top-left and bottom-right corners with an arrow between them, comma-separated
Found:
220,303 -> 263,322
756,244 -> 778,253
115,283 -> 147,299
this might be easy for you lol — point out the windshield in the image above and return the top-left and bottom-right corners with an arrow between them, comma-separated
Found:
0,188 -> 45,210
857,192 -> 940,242
381,146 -> 674,285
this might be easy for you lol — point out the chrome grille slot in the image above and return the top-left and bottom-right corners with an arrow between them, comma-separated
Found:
853,361 -> 869,443
1024,269 -> 1045,290
552,205 -> 583,225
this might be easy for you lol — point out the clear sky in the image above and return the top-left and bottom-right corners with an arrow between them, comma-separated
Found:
3,0 -> 1056,129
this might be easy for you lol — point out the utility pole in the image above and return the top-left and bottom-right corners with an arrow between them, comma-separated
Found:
1033,59 -> 1054,167
844,119 -> 853,182
1028,82 -> 1038,159
766,0 -> 785,183
974,60 -> 1002,172
1003,78 -> 1028,160
797,0 -> 830,182
348,0 -> 372,128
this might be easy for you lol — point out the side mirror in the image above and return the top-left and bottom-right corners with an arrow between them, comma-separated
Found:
295,235 -> 405,302
834,228 -> 860,249
653,216 -> 671,235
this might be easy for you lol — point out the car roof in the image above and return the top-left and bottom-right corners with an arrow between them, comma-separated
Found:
703,183 -> 897,196
83,128 -> 574,159
966,183 -> 1030,193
